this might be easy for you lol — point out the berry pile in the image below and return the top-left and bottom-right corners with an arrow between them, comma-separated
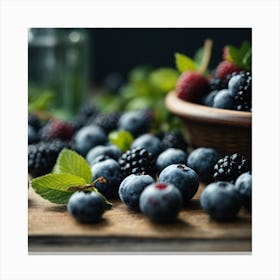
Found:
175,43 -> 252,112
28,41 -> 252,225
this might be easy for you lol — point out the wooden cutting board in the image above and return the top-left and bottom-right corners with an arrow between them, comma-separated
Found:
28,184 -> 251,253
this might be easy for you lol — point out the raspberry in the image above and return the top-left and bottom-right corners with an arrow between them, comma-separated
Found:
215,61 -> 241,80
119,147 -> 155,179
41,119 -> 74,142
213,153 -> 250,183
161,131 -> 188,151
91,112 -> 122,134
28,141 -> 67,177
176,71 -> 209,102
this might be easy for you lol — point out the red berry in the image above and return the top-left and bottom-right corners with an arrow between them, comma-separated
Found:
41,119 -> 74,142
176,71 -> 209,102
155,183 -> 168,190
216,61 -> 240,80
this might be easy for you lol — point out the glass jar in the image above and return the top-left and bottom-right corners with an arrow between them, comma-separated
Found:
28,28 -> 90,117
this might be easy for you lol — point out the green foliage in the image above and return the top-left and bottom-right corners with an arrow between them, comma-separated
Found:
109,130 -> 134,152
149,68 -> 179,92
175,53 -> 197,73
53,149 -> 92,184
95,65 -> 183,132
31,173 -> 87,204
227,42 -> 251,70
28,86 -> 55,112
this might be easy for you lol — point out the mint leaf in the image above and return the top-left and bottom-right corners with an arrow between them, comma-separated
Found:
53,149 -> 92,184
175,53 -> 197,73
31,173 -> 87,204
109,130 -> 134,152
227,42 -> 252,71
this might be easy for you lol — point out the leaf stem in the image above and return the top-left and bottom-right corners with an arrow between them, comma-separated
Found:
67,177 -> 107,192
197,39 -> 213,75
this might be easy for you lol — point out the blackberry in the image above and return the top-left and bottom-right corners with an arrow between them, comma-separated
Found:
161,131 -> 188,151
213,153 -> 250,183
91,112 -> 122,134
209,77 -> 228,91
119,147 -> 155,179
228,71 -> 252,112
28,141 -> 67,177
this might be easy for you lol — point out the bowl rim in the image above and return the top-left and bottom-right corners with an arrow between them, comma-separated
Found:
165,91 -> 252,127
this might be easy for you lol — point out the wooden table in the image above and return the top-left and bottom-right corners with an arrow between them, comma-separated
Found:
28,184 -> 251,253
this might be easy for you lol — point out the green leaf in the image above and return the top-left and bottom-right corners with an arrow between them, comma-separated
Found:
240,41 -> 251,57
227,42 -> 252,71
228,45 -> 243,68
31,173 -> 86,204
242,49 -> 252,70
53,149 -> 92,184
175,53 -> 197,73
129,65 -> 152,84
149,68 -> 179,92
109,130 -> 134,152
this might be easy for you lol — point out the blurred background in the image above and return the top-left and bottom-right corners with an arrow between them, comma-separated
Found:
28,28 -> 251,128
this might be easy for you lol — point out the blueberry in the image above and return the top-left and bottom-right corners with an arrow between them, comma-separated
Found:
200,90 -> 218,107
28,125 -> 40,144
213,89 -> 235,109
131,134 -> 162,158
89,155 -> 110,166
158,164 -> 199,204
118,110 -> 151,137
67,191 -> 106,223
234,171 -> 252,212
156,148 -> 188,173
86,145 -> 121,166
200,181 -> 241,222
91,159 -> 121,198
119,174 -> 155,211
187,147 -> 221,183
139,183 -> 183,223
72,125 -> 107,156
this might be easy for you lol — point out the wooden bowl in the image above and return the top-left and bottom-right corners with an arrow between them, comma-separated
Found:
165,91 -> 252,159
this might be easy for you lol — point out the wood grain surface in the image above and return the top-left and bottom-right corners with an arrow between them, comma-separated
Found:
28,184 -> 251,253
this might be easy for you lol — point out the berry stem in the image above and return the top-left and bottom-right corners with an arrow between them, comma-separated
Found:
67,177 -> 107,192
197,39 -> 213,75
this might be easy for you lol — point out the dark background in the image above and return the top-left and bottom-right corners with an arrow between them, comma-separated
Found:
89,28 -> 251,86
